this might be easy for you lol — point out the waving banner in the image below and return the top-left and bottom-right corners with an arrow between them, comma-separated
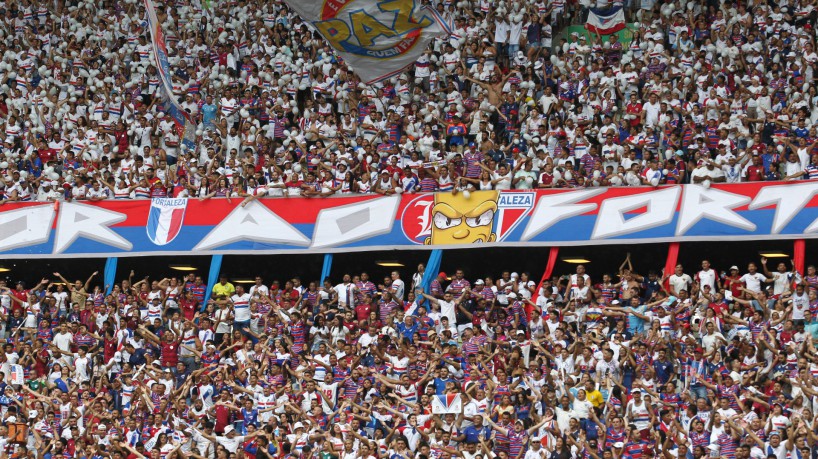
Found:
2,182 -> 818,258
283,0 -> 451,83
143,0 -> 196,150
585,6 -> 626,35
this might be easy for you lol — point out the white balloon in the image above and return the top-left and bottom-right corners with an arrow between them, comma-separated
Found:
394,187 -> 403,194
650,177 -> 659,187
462,190 -> 471,199
702,179 -> 711,189
293,164 -> 302,173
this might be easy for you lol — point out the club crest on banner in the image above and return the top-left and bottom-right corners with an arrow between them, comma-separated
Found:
146,198 -> 187,246
400,191 -> 534,245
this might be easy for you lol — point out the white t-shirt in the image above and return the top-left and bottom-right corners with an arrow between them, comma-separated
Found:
215,434 -> 246,453
696,269 -> 717,291
391,279 -> 405,300
669,274 -> 692,294
770,271 -> 792,295
73,354 -> 90,382
230,293 -> 252,322
792,291 -> 810,320
740,272 -> 768,293
571,399 -> 594,419
53,332 -> 73,352
439,300 -> 456,325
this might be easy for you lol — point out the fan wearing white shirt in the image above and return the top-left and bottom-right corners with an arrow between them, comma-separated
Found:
696,260 -> 719,292
668,264 -> 693,296
740,263 -> 770,293
760,257 -> 794,296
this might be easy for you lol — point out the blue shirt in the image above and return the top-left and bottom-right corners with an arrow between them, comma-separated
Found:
625,305 -> 648,334
396,322 -> 418,342
653,359 -> 674,384
201,104 -> 218,127
461,425 -> 492,444
432,377 -> 457,395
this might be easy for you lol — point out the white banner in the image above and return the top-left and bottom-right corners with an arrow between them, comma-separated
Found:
282,0 -> 451,83
9,365 -> 23,385
431,394 -> 462,414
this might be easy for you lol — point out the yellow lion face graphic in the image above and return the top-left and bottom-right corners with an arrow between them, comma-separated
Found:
424,191 -> 499,245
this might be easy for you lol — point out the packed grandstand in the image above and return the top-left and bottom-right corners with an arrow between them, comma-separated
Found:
1,0 -> 818,459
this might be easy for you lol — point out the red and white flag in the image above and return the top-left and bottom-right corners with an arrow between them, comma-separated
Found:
585,7 -> 626,35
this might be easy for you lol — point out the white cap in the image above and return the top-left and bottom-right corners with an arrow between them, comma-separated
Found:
507,292 -> 518,299
293,422 -> 305,430
474,279 -> 485,285
223,425 -> 235,435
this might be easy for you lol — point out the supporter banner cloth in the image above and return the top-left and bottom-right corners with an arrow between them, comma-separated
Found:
282,0 -> 451,83
2,182 -> 818,257
143,0 -> 196,150
431,394 -> 462,414
585,6 -> 626,34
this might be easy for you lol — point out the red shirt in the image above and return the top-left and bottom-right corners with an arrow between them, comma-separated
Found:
148,177 -> 166,197
38,147 -> 56,164
180,297 -> 198,320
161,340 -> 180,367
746,164 -> 764,182
355,303 -> 372,322
104,337 -> 117,362
214,405 -> 231,433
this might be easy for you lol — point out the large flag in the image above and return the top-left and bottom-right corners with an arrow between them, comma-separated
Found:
143,0 -> 196,151
585,7 -> 626,35
281,0 -> 451,84
431,394 -> 462,414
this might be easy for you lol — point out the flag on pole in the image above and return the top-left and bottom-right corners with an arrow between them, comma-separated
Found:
281,0 -> 452,84
143,0 -> 196,151
431,394 -> 462,414
585,6 -> 626,35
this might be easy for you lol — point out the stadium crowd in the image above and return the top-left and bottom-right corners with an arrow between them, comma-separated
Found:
2,0 -> 818,458
2,0 -> 818,204
0,255 -> 817,459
